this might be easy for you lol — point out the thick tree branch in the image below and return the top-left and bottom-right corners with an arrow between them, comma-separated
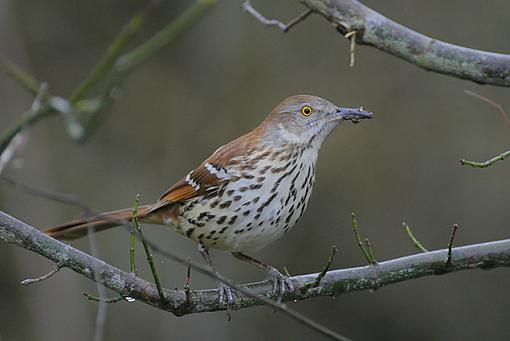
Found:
1,210 -> 510,318
299,0 -> 510,87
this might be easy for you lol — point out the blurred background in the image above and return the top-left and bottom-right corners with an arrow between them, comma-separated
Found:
1,0 -> 509,340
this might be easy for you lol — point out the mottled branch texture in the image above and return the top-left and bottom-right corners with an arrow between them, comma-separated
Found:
2,211 -> 510,316
301,0 -> 510,87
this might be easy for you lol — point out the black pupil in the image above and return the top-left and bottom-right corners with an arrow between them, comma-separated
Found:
304,108 -> 310,114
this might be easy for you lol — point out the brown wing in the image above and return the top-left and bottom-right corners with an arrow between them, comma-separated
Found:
150,128 -> 260,213
159,162 -> 228,203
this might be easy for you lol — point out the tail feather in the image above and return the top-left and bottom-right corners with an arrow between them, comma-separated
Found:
45,205 -> 154,240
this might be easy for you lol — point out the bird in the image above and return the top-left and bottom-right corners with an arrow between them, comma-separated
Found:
45,94 -> 373,306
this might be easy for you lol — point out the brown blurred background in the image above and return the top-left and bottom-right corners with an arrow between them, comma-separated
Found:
1,0 -> 509,340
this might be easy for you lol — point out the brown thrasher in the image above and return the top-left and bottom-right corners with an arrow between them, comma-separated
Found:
45,95 -> 373,305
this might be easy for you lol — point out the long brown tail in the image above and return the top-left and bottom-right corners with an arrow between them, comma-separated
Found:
45,205 -> 157,240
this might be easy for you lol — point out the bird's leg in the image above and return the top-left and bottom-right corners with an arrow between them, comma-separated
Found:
198,244 -> 235,313
231,252 -> 294,302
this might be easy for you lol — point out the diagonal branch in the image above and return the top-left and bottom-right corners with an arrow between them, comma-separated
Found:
1,210 -> 510,319
296,0 -> 510,87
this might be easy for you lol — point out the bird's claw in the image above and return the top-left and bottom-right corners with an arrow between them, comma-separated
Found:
267,266 -> 294,303
217,281 -> 235,320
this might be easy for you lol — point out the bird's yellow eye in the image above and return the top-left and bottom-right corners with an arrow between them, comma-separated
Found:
301,105 -> 313,116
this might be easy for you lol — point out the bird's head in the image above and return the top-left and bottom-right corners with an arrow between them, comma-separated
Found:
262,95 -> 373,147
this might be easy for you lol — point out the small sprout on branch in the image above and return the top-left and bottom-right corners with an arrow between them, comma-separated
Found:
364,238 -> 376,263
129,209 -> 137,275
184,257 -> 192,305
21,261 -> 64,286
83,291 -> 125,304
282,266 -> 292,278
446,224 -> 459,265
312,245 -> 338,288
132,194 -> 167,304
300,246 -> 338,293
402,222 -> 428,252
460,150 -> 510,168
344,30 -> 357,67
351,213 -> 377,265
242,0 -> 312,33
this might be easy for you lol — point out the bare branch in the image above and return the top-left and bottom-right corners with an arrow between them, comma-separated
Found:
2,210 -> 510,319
21,262 -> 64,286
299,0 -> 510,86
243,0 -> 312,33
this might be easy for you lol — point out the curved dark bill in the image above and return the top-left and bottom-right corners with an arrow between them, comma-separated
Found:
336,107 -> 374,121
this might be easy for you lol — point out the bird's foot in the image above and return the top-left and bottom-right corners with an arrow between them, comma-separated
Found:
216,281 -> 235,320
267,266 -> 294,303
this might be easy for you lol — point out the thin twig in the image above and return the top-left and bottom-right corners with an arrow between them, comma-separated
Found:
21,262 -> 64,285
242,0 -> 312,33
460,150 -> 510,168
351,212 -> 369,260
344,30 -> 356,67
0,53 -> 42,96
351,212 -> 376,264
83,292 -> 125,304
132,194 -> 166,304
464,90 -> 510,130
184,257 -> 192,305
86,209 -> 142,306
283,266 -> 292,278
130,223 -> 137,274
312,246 -> 338,288
364,238 -> 377,264
402,222 -> 428,252
446,224 -> 459,265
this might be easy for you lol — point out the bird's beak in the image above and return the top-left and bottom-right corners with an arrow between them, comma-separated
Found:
334,107 -> 374,123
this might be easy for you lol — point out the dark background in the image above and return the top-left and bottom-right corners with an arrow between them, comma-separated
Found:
1,1 -> 509,340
